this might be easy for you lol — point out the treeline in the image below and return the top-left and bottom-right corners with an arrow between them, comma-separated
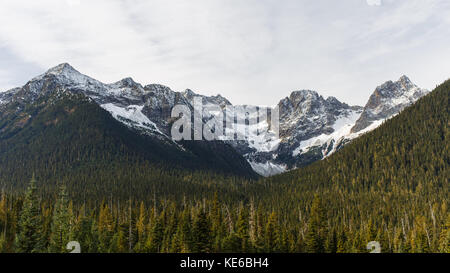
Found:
0,91 -> 257,195
0,178 -> 449,253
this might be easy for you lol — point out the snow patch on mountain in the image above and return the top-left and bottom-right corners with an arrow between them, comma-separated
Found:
249,161 -> 287,177
101,103 -> 164,135
351,75 -> 429,133
292,109 -> 362,157
1,64 -> 431,177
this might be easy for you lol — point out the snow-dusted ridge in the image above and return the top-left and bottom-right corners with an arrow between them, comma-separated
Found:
0,63 -> 430,177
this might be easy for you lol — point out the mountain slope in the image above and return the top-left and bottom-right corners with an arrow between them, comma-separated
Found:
0,90 -> 258,191
266,78 -> 448,193
235,79 -> 448,252
0,64 -> 431,177
1,77 -> 446,254
241,76 -> 429,176
351,75 -> 429,133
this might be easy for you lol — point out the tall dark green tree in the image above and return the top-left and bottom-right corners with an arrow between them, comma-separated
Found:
264,211 -> 279,252
15,176 -> 44,253
192,210 -> 212,253
236,206 -> 250,252
305,195 -> 327,253
49,185 -> 72,253
439,214 -> 450,253
145,214 -> 164,253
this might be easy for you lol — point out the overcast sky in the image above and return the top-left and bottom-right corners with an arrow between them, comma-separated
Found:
1,0 -> 450,106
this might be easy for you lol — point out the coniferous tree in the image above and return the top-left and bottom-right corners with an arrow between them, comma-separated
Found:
192,210 -> 212,253
87,219 -> 100,253
264,211 -> 279,252
305,195 -> 327,253
98,202 -> 114,252
439,214 -> 450,253
49,185 -> 72,253
145,213 -> 164,253
236,206 -> 250,252
0,232 -> 6,253
134,201 -> 147,252
15,176 -> 44,253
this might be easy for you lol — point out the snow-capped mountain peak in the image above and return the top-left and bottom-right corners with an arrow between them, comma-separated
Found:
0,64 -> 431,177
114,77 -> 141,88
351,75 -> 429,133
36,63 -> 94,85
46,62 -> 78,75
289,89 -> 319,99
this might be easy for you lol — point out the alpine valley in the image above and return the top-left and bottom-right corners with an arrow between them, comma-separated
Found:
0,63 -> 448,254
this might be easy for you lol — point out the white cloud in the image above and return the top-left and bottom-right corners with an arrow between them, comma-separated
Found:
0,0 -> 449,106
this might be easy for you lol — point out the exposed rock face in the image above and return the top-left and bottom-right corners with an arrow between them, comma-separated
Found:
351,76 -> 429,133
0,63 -> 258,179
0,64 -> 429,176
242,90 -> 363,175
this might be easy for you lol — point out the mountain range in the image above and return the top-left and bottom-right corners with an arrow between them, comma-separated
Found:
0,63 -> 429,178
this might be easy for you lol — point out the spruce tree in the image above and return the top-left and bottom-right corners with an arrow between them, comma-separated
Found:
15,176 -> 44,253
439,214 -> 450,253
0,233 -> 6,253
305,195 -> 327,253
192,210 -> 212,253
98,202 -> 114,252
264,211 -> 279,252
134,201 -> 147,252
145,214 -> 164,252
236,207 -> 250,252
49,185 -> 72,253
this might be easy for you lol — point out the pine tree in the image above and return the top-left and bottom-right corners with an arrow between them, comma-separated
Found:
264,211 -> 279,252
49,185 -> 72,253
170,225 -> 184,253
325,228 -> 338,253
439,214 -> 450,253
336,229 -> 347,253
145,213 -> 164,253
98,202 -> 114,252
0,191 -> 7,252
134,201 -> 147,252
236,206 -> 250,252
0,232 -> 6,253
222,233 -> 241,253
305,195 -> 327,253
74,212 -> 93,253
87,218 -> 100,253
192,210 -> 212,253
176,208 -> 193,252
111,223 -> 128,253
15,176 -> 44,253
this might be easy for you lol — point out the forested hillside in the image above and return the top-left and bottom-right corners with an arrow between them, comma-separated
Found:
0,79 -> 448,253
0,90 -> 257,195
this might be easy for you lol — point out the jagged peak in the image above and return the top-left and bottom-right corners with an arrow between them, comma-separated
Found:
290,89 -> 318,96
326,96 -> 341,104
374,75 -> 420,97
143,83 -> 173,92
397,75 -> 417,90
121,77 -> 135,83
112,77 -> 142,88
287,90 -> 320,102
213,93 -> 225,99
29,62 -> 96,87
46,63 -> 79,76
183,89 -> 197,97
398,75 -> 411,83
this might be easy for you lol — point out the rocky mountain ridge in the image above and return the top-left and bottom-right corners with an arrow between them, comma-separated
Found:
0,63 -> 429,176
